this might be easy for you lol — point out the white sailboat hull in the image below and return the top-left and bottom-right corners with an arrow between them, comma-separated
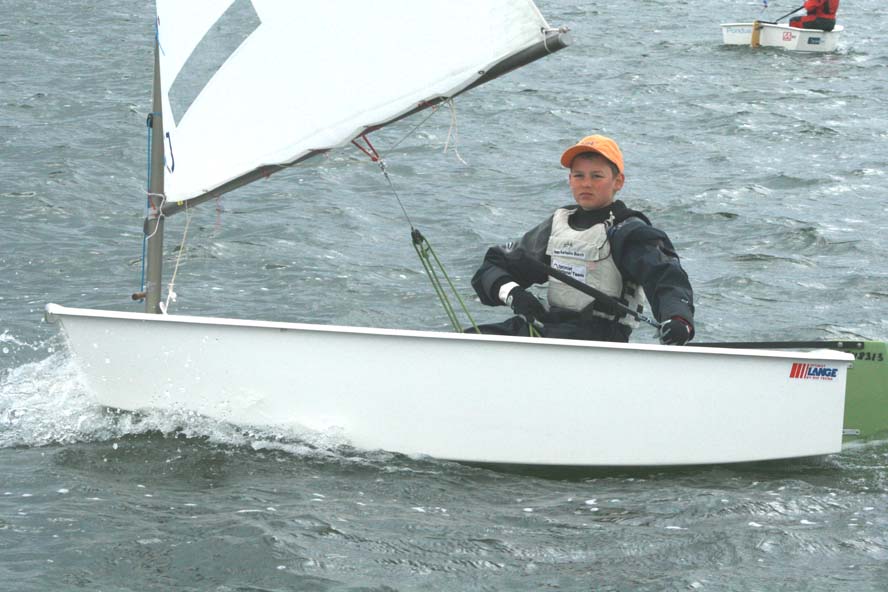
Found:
720,22 -> 843,52
45,303 -> 852,466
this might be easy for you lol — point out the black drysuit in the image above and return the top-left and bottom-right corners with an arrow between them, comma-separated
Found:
470,200 -> 694,342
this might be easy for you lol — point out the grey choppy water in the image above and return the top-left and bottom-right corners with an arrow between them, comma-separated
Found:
2,1 -> 888,590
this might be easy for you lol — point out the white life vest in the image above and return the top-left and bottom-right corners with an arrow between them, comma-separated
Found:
545,208 -> 645,327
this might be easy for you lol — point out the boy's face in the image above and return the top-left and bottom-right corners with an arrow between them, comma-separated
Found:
568,153 -> 624,211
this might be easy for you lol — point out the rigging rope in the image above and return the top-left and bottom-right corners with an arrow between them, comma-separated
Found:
411,228 -> 480,334
160,206 -> 192,314
443,100 -> 468,165
352,127 -> 481,334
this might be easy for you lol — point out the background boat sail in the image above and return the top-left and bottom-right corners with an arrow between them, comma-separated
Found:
45,0 -> 857,466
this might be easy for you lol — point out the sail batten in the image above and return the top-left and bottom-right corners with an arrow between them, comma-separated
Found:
155,0 -> 568,208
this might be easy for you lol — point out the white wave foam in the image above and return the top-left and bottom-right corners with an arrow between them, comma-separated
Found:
0,352 -> 109,447
0,352 -> 355,458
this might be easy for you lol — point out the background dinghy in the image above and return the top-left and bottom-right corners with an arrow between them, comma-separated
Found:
721,21 -> 844,52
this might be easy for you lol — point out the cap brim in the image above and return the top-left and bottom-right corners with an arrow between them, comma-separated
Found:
561,146 -> 605,168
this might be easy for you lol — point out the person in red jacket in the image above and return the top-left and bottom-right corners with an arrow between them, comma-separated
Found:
789,0 -> 840,31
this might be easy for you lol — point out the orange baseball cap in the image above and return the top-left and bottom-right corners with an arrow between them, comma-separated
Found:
560,134 -> 624,174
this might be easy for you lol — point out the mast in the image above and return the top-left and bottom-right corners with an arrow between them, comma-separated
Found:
144,37 -> 165,313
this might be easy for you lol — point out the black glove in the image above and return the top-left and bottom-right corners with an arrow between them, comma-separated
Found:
659,316 -> 694,345
508,288 -> 546,323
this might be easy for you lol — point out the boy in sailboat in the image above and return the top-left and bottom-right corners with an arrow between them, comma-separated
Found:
470,135 -> 695,345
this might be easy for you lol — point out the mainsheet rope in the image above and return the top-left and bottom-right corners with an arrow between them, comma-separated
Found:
351,102 -> 481,333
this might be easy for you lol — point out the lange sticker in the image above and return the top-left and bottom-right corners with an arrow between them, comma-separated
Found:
789,363 -> 839,380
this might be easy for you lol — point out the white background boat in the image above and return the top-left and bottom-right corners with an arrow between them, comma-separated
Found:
721,21 -> 843,52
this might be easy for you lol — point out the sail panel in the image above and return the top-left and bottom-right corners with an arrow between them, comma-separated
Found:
156,1 -> 235,96
155,0 -> 554,203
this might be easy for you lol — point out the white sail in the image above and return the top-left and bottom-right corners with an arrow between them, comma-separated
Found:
156,0 -> 555,203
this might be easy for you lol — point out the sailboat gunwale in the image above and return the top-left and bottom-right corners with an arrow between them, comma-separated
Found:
43,303 -> 853,362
